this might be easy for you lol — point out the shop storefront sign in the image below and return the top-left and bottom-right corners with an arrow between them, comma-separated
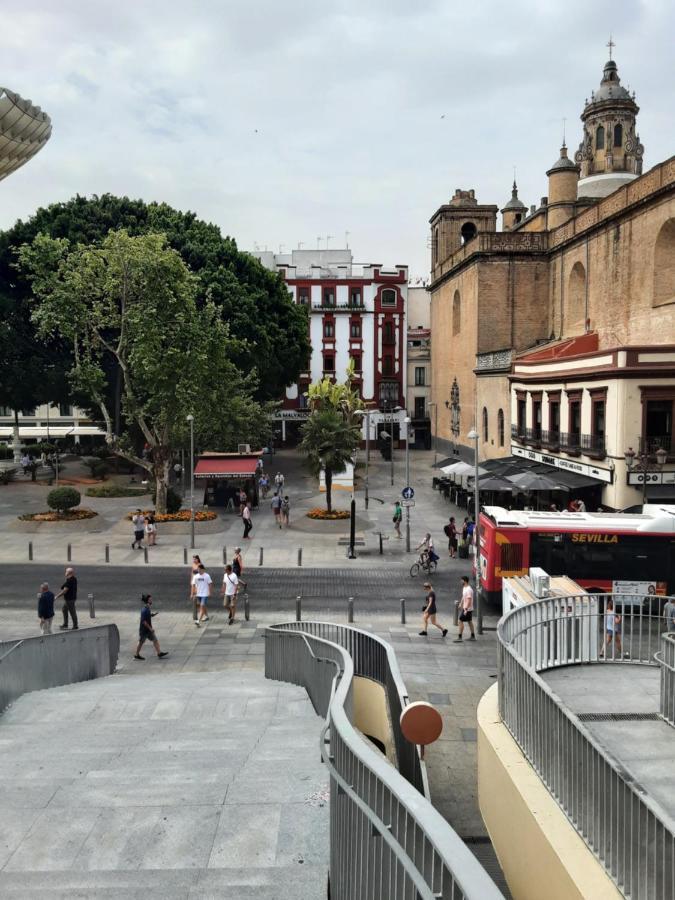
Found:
511,445 -> 612,484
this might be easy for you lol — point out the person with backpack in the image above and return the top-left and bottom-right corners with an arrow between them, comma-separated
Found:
443,516 -> 458,558
393,501 -> 402,538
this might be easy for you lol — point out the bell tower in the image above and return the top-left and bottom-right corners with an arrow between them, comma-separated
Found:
575,42 -> 644,199
429,189 -> 498,276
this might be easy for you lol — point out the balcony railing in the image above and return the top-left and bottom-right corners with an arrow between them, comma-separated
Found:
266,622 -> 504,900
639,434 -> 673,456
540,429 -> 560,449
312,302 -> 367,312
498,596 -> 675,899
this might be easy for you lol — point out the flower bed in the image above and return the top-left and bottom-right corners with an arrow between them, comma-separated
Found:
19,509 -> 98,522
307,507 -> 350,520
125,509 -> 217,522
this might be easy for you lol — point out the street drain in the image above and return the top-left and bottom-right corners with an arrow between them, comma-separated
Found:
577,712 -> 660,722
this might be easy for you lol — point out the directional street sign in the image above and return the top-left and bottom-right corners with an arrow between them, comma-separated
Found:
402,499 -> 415,508
402,486 -> 415,500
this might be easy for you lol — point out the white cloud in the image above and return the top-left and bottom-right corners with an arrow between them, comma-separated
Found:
0,0 -> 672,278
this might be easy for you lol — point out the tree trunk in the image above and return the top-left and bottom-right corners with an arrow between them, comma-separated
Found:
152,450 -> 171,514
325,468 -> 332,513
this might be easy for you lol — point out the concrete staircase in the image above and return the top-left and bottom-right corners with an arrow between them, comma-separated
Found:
0,671 -> 329,898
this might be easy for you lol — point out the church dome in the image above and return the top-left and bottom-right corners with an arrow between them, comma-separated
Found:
547,144 -> 578,175
502,181 -> 527,211
585,59 -> 633,108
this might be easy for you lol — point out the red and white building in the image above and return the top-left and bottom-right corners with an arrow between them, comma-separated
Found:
251,249 -> 408,442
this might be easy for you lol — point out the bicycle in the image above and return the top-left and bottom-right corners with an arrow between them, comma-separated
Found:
410,551 -> 438,578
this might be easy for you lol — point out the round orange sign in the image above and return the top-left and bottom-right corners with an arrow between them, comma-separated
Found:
400,701 -> 443,746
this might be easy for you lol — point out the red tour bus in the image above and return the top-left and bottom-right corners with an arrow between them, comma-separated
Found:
479,504 -> 675,607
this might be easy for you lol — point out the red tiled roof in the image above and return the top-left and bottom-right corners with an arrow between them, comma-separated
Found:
194,457 -> 258,478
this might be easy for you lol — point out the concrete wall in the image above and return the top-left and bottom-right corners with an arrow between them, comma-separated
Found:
477,684 -> 621,900
0,625 -> 120,715
353,676 -> 395,763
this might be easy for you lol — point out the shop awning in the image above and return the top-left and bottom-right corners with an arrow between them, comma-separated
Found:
194,457 -> 259,479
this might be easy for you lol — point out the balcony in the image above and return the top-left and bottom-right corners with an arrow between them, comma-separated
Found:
560,432 -> 606,458
639,434 -> 673,458
311,302 -> 367,313
540,429 -> 560,450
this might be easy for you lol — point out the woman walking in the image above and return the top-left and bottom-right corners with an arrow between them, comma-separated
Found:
600,598 -> 622,659
393,501 -> 402,539
281,495 -> 290,527
232,547 -> 248,590
419,582 -> 448,638
145,512 -> 157,546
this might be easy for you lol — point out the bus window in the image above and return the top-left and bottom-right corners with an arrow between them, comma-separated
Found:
500,543 -> 523,574
530,533 -> 566,575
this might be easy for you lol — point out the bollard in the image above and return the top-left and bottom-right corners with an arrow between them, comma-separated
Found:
244,592 -> 250,621
379,532 -> 383,555
400,598 -> 406,624
295,595 -> 302,622
67,543 -> 72,562
183,548 -> 188,565
223,546 -> 227,566
88,592 -> 95,618
297,547 -> 302,567
28,541 -> 33,561
105,544 -> 110,563
259,546 -> 264,566
144,546 -> 149,564
348,597 -> 354,623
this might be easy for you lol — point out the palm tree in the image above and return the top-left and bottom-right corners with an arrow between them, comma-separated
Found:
300,407 -> 361,513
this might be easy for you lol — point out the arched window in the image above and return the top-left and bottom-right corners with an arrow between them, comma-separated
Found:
498,409 -> 505,447
653,219 -> 675,307
567,261 -> 587,334
432,226 -> 439,265
381,288 -> 396,307
514,213 -> 522,224
596,125 -> 605,150
452,290 -> 461,336
461,222 -> 477,245
482,407 -> 488,443
613,123 -> 623,148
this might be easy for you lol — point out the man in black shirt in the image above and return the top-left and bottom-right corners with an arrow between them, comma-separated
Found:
54,567 -> 78,630
134,595 -> 168,660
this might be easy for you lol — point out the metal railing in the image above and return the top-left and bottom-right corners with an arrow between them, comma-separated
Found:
639,434 -> 673,456
498,595 -> 675,899
658,632 -> 675,727
0,625 -> 120,715
266,621 -> 504,900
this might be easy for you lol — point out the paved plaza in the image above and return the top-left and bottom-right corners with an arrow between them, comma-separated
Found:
0,446 -> 511,894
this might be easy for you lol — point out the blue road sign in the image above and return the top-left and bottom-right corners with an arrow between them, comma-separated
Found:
402,486 -> 415,500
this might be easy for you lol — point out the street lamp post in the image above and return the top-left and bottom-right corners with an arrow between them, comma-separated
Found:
428,401 -> 438,467
404,415 -> 411,552
624,445 -> 668,506
467,427 -> 483,635
388,402 -> 395,486
187,414 -> 195,550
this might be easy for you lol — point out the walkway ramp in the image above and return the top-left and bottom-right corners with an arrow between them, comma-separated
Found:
0,671 -> 328,899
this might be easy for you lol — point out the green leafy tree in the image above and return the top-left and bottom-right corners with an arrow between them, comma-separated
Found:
0,195 -> 309,420
47,486 -> 81,515
19,229 -> 271,513
300,365 -> 363,512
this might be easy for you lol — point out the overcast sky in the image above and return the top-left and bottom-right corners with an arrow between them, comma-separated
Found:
1,0 -> 672,279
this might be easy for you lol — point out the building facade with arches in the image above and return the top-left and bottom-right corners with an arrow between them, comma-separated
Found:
429,54 -> 675,509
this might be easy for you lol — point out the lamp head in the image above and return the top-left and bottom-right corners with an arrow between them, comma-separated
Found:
655,447 -> 668,467
467,428 -> 479,441
186,414 -> 194,423
624,446 -> 636,469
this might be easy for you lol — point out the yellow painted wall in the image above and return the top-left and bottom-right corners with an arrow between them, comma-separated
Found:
477,684 -> 621,900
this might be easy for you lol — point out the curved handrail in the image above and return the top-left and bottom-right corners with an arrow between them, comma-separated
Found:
266,621 -> 504,900
498,594 -> 675,898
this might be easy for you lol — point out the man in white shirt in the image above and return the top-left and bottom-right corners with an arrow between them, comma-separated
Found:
454,576 -> 476,642
221,564 -> 239,625
191,563 -> 212,626
131,510 -> 146,550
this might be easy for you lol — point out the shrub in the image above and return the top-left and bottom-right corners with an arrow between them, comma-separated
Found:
83,457 -> 109,479
22,442 -> 57,456
306,507 -> 350,520
47,486 -> 81,514
86,484 -> 149,498
0,467 -> 17,485
0,446 -> 14,460
151,485 -> 182,514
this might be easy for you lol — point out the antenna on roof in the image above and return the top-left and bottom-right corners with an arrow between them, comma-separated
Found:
297,241 -> 304,250
345,230 -> 350,248
326,234 -> 333,249
316,236 -> 322,249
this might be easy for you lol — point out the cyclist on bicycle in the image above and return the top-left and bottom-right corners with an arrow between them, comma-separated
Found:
416,533 -> 439,567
